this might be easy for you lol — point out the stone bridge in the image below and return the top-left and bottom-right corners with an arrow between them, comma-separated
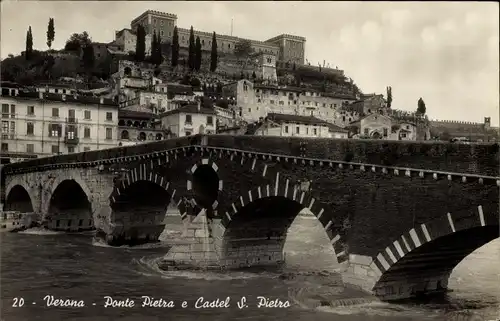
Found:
2,135 -> 499,300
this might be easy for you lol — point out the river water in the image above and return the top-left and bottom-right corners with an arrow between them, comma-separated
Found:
1,213 -> 499,321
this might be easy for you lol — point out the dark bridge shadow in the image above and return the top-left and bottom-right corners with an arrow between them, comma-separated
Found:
221,196 -> 321,269
108,180 -> 172,246
373,223 -> 499,300
47,180 -> 93,232
5,185 -> 34,213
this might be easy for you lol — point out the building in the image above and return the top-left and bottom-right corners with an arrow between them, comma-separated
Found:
346,94 -> 387,116
349,113 -> 392,140
118,106 -> 165,144
394,121 -> 418,141
1,84 -> 119,164
128,10 -> 305,61
265,34 -> 306,65
159,103 -> 217,137
222,79 -> 357,124
254,52 -> 278,82
114,28 -> 152,56
255,113 -> 331,138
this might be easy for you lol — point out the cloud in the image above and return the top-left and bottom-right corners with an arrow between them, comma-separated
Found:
0,1 -> 498,125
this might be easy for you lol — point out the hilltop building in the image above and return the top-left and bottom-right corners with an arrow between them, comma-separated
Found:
129,10 -> 306,64
0,83 -> 119,164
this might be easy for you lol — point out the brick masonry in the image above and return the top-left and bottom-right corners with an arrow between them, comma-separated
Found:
2,135 -> 499,299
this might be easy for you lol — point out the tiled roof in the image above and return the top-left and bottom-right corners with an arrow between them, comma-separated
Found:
267,113 -> 329,126
160,104 -> 216,117
326,123 -> 348,133
0,89 -> 118,107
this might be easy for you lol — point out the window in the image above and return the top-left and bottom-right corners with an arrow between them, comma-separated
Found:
383,128 -> 388,137
270,100 -> 275,104
68,146 -> 75,153
1,143 -> 7,151
284,126 -> 289,133
296,127 -> 300,134
10,121 -> 15,133
106,112 -> 113,121
84,127 -> 91,138
26,122 -> 34,135
27,105 -> 35,115
306,127 -> 309,135
10,104 -> 15,117
279,101 -> 284,105
1,121 -> 8,133
161,30 -> 164,36
52,145 -> 59,154
185,131 -> 192,136
257,99 -> 261,103
248,108 -> 251,113
207,116 -> 213,125
364,128 -> 369,135
313,128 -> 317,135
202,39 -> 205,45
84,110 -> 91,120
67,125 -> 76,139
1,104 -> 9,116
49,124 -> 61,137
153,19 -> 156,25
52,108 -> 59,117
105,127 -> 112,140
68,109 -> 75,120
84,147 -> 91,152
26,144 -> 34,153
185,115 -> 192,124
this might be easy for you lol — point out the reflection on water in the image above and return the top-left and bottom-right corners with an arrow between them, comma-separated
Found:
0,209 -> 498,321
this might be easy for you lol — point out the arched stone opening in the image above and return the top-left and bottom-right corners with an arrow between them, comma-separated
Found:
192,164 -> 219,216
124,67 -> 132,76
155,133 -> 163,140
47,180 -> 93,232
5,185 -> 34,213
221,196 -> 319,269
108,180 -> 172,246
118,120 -> 126,126
121,130 -> 129,140
370,208 -> 499,301
138,132 -> 146,141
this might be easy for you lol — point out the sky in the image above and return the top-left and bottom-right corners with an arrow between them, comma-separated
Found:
1,1 -> 499,125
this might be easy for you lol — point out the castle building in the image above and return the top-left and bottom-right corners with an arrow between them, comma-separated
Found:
128,10 -> 305,64
0,83 -> 119,164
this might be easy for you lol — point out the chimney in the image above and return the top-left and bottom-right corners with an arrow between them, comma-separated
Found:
100,97 -> 104,105
39,92 -> 44,99
197,100 -> 201,112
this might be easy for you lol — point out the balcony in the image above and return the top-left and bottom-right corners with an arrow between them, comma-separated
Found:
64,136 -> 79,145
66,117 -> 78,124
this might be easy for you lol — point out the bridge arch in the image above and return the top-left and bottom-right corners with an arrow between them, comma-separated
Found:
368,204 -> 499,300
45,176 -> 93,231
107,162 -> 186,245
218,176 -> 347,268
4,181 -> 35,213
186,158 -> 223,218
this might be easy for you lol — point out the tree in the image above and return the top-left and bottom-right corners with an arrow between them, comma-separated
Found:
188,26 -> 195,70
195,36 -> 202,71
151,31 -> 158,63
64,31 -> 91,52
233,39 -> 253,59
210,32 -> 218,72
386,86 -> 392,108
135,25 -> 146,62
171,26 -> 179,67
47,18 -> 55,49
417,97 -> 426,115
156,34 -> 163,66
25,26 -> 33,61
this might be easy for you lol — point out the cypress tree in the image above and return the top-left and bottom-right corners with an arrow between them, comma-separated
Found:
135,25 -> 146,62
188,26 -> 195,70
171,26 -> 179,67
151,31 -> 158,64
210,32 -> 218,72
195,36 -> 202,71
26,26 -> 33,60
47,18 -> 55,49
157,34 -> 163,66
